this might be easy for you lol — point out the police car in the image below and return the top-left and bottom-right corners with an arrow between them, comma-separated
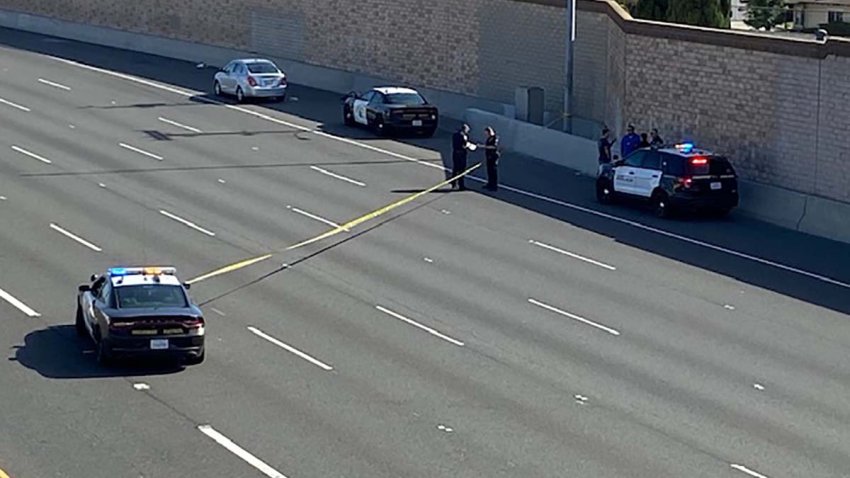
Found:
596,143 -> 739,217
76,266 -> 205,366
342,86 -> 439,137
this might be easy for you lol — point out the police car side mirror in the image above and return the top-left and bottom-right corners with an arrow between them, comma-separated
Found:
183,283 -> 192,290
90,274 -> 98,282
79,284 -> 90,292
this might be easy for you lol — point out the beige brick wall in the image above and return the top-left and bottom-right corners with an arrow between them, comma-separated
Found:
0,0 -> 848,202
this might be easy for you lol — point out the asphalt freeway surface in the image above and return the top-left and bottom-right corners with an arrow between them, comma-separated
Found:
1,27 -> 850,478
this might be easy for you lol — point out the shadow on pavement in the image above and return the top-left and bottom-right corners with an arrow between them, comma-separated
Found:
10,325 -> 184,379
1,27 -> 849,315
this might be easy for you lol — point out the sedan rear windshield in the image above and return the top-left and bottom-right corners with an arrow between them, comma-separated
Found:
116,285 -> 188,309
688,156 -> 735,176
246,62 -> 280,74
385,93 -> 426,105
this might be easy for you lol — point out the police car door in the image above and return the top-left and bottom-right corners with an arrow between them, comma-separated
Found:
353,91 -> 374,125
83,276 -> 106,333
634,150 -> 662,197
613,150 -> 645,196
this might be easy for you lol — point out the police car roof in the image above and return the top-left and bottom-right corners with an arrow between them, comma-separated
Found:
106,266 -> 182,287
111,275 -> 182,287
657,143 -> 715,157
237,58 -> 275,64
373,86 -> 419,95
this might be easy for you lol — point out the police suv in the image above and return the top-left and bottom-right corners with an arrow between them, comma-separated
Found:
342,86 -> 439,137
76,266 -> 205,366
596,143 -> 739,217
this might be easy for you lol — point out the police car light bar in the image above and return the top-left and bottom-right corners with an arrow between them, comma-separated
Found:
109,266 -> 176,276
675,142 -> 695,153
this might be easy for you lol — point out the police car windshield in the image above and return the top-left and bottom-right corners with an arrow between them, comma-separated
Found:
116,285 -> 188,309
246,62 -> 279,74
385,93 -> 426,105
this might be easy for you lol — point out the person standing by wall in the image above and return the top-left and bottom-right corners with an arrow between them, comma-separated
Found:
451,124 -> 474,190
650,128 -> 664,147
598,127 -> 616,166
481,126 -> 501,191
621,124 -> 640,158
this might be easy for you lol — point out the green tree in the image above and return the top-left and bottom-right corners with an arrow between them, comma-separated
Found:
744,0 -> 787,31
634,0 -> 669,22
666,0 -> 730,28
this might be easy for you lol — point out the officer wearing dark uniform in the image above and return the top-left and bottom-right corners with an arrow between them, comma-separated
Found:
451,124 -> 472,190
482,126 -> 500,191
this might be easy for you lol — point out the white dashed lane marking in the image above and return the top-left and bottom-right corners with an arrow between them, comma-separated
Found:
11,145 -> 52,164
376,305 -> 464,347
248,326 -> 334,371
159,210 -> 216,237
0,97 -> 30,111
198,425 -> 289,478
309,165 -> 366,187
529,239 -> 616,271
37,78 -> 71,90
49,223 -> 103,252
0,286 -> 41,317
529,298 -> 620,336
119,142 -> 163,161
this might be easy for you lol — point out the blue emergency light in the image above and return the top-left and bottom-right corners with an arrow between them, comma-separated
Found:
676,142 -> 695,153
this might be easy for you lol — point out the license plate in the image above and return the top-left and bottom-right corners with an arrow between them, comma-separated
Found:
710,181 -> 722,190
412,120 -> 422,126
150,339 -> 169,350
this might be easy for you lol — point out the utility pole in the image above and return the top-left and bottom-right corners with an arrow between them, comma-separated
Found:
564,0 -> 576,134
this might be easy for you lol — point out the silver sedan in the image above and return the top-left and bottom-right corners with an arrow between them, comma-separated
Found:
213,58 -> 287,103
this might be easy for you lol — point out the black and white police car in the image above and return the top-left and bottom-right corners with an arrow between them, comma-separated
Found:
76,266 -> 205,366
342,86 -> 439,137
596,143 -> 739,217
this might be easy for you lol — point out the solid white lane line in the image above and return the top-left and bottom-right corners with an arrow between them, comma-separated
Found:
198,425 -> 289,478
52,56 -> 850,291
309,165 -> 366,187
528,298 -> 620,336
286,205 -> 343,229
0,286 -> 41,317
119,142 -> 163,161
0,97 -> 30,111
49,223 -> 102,252
529,239 -> 616,271
730,464 -> 769,478
157,116 -> 202,133
11,145 -> 52,164
375,305 -> 465,346
210,307 -> 227,316
37,78 -> 71,91
248,326 -> 333,371
158,210 -> 216,237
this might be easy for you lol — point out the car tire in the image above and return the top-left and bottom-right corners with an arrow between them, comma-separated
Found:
213,81 -> 222,97
95,333 -> 113,366
235,87 -> 245,103
596,180 -> 614,204
374,116 -> 388,137
75,304 -> 86,337
343,106 -> 355,126
185,348 -> 205,365
652,191 -> 671,218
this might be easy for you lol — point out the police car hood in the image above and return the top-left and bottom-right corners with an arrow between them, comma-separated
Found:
104,306 -> 203,319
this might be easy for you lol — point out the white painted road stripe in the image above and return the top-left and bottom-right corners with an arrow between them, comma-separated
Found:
158,210 -> 216,236
49,223 -> 102,252
198,425 -> 288,478
376,305 -> 465,346
51,55 -> 850,291
11,146 -> 52,164
0,97 -> 30,111
158,116 -> 202,133
248,326 -> 334,371
730,464 -> 769,478
37,78 -> 71,91
0,286 -> 41,317
119,142 -> 163,161
529,239 -> 616,271
528,298 -> 620,336
286,205 -> 344,229
309,165 -> 366,187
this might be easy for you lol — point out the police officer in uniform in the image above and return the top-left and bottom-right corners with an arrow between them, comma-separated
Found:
482,126 -> 500,191
451,124 -> 474,190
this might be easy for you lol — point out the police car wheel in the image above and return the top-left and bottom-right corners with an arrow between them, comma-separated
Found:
75,305 -> 86,337
185,348 -> 205,365
596,180 -> 613,204
343,107 -> 355,126
652,192 -> 671,218
374,117 -> 387,136
95,334 -> 113,366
